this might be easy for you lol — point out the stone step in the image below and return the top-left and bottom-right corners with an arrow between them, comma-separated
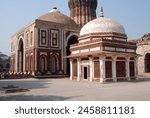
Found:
35,74 -> 68,79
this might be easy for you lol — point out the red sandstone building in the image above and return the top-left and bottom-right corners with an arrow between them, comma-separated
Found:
10,8 -> 79,77
10,0 -> 97,78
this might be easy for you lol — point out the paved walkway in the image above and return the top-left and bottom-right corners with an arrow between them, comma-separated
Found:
0,78 -> 150,101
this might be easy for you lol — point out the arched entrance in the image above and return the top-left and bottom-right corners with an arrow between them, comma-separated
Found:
66,35 -> 78,76
145,53 -> 150,73
30,56 -> 33,72
18,39 -> 24,72
50,55 -> 58,74
40,56 -> 47,74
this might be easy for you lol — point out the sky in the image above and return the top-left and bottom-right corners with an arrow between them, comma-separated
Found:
0,0 -> 150,56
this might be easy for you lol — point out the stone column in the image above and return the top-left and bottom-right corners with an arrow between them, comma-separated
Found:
23,42 -> 25,73
34,48 -> 37,73
99,56 -> 106,83
126,57 -> 130,81
89,57 -> 94,82
77,58 -> 81,81
70,59 -> 73,80
134,57 -> 138,80
34,27 -> 38,74
63,31 -> 67,74
112,56 -> 117,82
16,50 -> 18,73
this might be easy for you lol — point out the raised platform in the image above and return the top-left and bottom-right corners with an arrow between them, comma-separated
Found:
35,74 -> 69,79
0,73 -> 69,79
138,73 -> 150,78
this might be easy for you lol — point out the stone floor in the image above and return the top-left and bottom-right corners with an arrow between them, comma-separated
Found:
0,78 -> 150,101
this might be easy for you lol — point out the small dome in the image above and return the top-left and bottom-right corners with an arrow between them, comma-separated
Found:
80,17 -> 126,36
38,8 -> 78,28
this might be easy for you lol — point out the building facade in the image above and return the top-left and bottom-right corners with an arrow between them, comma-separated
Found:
134,33 -> 150,77
10,8 -> 79,77
10,0 -> 141,82
10,0 -> 98,78
68,9 -> 138,83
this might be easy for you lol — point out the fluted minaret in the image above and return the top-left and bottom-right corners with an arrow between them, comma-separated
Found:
69,0 -> 97,27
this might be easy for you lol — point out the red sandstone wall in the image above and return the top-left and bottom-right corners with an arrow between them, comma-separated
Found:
116,61 -> 126,77
94,61 -> 100,78
105,61 -> 112,78
73,60 -> 77,77
130,62 -> 135,77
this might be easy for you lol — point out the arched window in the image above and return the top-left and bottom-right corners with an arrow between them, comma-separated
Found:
145,53 -> 150,73
26,33 -> 29,47
50,55 -> 59,74
40,56 -> 47,73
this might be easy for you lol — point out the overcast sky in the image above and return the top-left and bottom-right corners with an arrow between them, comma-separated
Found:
0,0 -> 150,55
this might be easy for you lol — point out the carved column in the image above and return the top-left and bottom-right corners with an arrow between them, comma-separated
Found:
112,56 -> 117,82
126,57 -> 130,81
89,57 -> 94,82
70,59 -> 74,80
134,57 -> 138,80
77,58 -> 81,81
99,56 -> 106,83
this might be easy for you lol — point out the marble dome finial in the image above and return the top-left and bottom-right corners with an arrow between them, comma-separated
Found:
100,6 -> 104,17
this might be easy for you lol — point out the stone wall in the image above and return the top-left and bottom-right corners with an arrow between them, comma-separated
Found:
135,36 -> 150,76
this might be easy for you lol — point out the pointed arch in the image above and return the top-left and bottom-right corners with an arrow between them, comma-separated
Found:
40,55 -> 47,74
30,56 -> 33,72
66,34 -> 79,76
18,38 -> 24,72
145,53 -> 150,73
50,54 -> 59,74
66,33 -> 79,47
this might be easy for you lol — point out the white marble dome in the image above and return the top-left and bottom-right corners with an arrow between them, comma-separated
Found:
80,16 -> 126,36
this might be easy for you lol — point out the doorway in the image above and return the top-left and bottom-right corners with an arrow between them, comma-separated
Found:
145,53 -> 150,73
83,66 -> 88,80
18,39 -> 24,72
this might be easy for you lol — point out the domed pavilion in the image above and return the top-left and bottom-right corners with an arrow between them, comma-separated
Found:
68,7 -> 138,83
